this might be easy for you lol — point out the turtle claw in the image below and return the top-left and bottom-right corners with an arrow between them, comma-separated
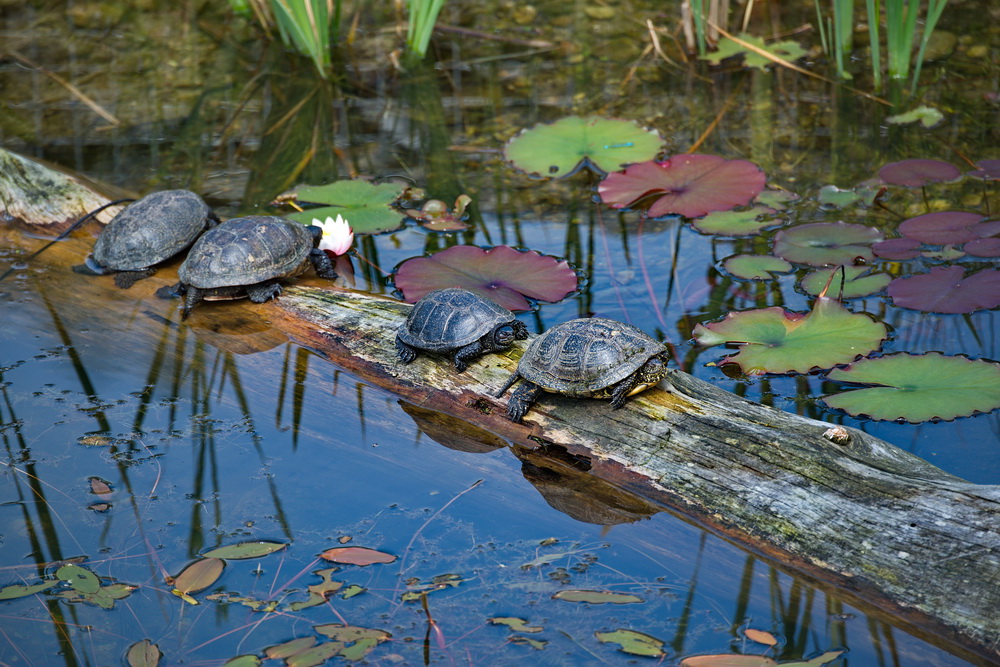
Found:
396,336 -> 418,364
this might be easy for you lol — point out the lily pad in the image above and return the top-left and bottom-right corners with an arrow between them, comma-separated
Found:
699,33 -> 807,70
799,266 -> 891,298
872,238 -> 922,260
598,154 -> 767,218
171,558 -> 225,595
504,116 -> 662,178
878,159 -> 962,187
897,211 -> 984,244
489,617 -> 544,633
755,189 -> 799,210
965,237 -> 1000,257
394,245 -> 578,311
126,639 -> 161,667
887,266 -> 1000,313
287,180 -> 405,234
0,580 -> 57,600
56,564 -> 100,594
772,222 -> 883,266
202,541 -> 287,560
681,656 -> 777,666
722,254 -> 793,280
823,353 -> 1000,422
967,159 -> 1000,181
319,546 -> 396,566
595,629 -> 665,657
692,296 -> 887,375
691,206 -> 780,236
551,589 -> 644,604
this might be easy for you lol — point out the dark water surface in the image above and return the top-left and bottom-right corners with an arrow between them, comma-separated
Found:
1,1 -> 998,665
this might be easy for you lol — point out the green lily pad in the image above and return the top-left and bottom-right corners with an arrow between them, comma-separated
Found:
489,617 -> 544,633
799,266 -> 891,298
202,541 -> 287,560
722,254 -> 793,280
126,640 -> 161,667
817,185 -> 861,208
772,222 -> 883,266
700,33 -> 806,70
691,206 -> 781,236
505,116 -> 663,178
551,589 -> 644,604
755,189 -> 799,210
823,353 -> 1000,422
0,580 -> 57,600
222,656 -> 262,667
287,180 -> 405,234
692,296 -> 887,375
56,564 -> 100,594
595,629 -> 665,657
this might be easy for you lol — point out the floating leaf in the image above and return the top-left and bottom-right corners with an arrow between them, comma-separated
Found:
401,573 -> 464,601
394,245 -> 578,311
722,254 -> 793,280
755,189 -> 799,210
823,353 -> 1000,422
967,159 -> 1000,181
699,34 -> 806,70
288,568 -> 343,611
319,546 -> 396,566
897,211 -> 984,244
505,116 -> 662,178
77,435 -> 113,447
817,185 -> 861,208
872,238 -> 921,260
552,589 -> 644,604
781,650 -> 846,667
799,266 -> 891,298
680,655 -> 777,666
691,206 -> 780,236
56,564 -> 100,594
878,159 -> 961,187
595,629 -> 665,657
743,628 -> 779,646
266,637 -> 317,660
510,636 -> 548,650
314,624 -> 390,660
287,180 -> 405,234
965,237 -> 1000,258
286,643 -> 343,667
202,541 -> 287,560
886,105 -> 945,128
887,266 -> 1000,313
126,639 -> 162,667
489,617 -> 544,633
772,222 -> 883,266
222,655 -> 262,667
599,155 -> 767,218
692,297 -> 887,375
406,196 -> 472,232
171,558 -> 225,594
89,477 -> 113,496
0,580 -> 57,600
206,592 -> 279,612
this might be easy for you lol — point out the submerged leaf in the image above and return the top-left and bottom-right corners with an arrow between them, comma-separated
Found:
823,353 -> 1000,422
599,155 -> 766,218
595,629 -> 665,657
878,159 -> 961,187
699,34 -> 806,70
887,266 -> 1000,313
319,546 -> 396,566
394,245 -> 578,311
202,541 -> 287,560
287,180 -> 405,234
552,589 -> 644,604
505,116 -> 662,178
692,297 -> 887,375
772,222 -> 883,266
886,105 -> 945,128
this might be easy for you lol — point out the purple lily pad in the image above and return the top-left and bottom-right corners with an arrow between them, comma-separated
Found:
897,211 -> 984,244
772,222 -> 883,266
965,237 -> 1000,258
967,159 -> 1000,181
887,266 -> 1000,313
598,154 -> 767,218
394,245 -> 579,312
872,238 -> 922,260
878,159 -> 962,187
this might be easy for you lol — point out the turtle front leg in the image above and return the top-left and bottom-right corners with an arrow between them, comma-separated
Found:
396,335 -> 418,364
246,280 -> 283,303
507,381 -> 542,423
452,341 -> 486,372
308,248 -> 339,280
609,374 -> 642,409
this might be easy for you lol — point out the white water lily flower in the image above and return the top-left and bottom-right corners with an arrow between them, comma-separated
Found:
314,214 -> 354,256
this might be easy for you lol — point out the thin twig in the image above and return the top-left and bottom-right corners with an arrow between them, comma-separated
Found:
8,51 -> 121,126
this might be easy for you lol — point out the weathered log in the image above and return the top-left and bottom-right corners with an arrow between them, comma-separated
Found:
270,287 -> 1000,664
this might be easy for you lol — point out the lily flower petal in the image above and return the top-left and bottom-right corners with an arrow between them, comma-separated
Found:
314,214 -> 354,256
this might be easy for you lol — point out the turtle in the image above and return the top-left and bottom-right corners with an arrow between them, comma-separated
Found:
396,288 -> 529,372
494,317 -> 670,423
156,215 -> 337,319
75,189 -> 217,288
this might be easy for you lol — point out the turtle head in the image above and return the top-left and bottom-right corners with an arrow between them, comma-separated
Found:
492,324 -> 516,348
307,224 -> 324,248
72,254 -> 111,276
632,352 -> 671,392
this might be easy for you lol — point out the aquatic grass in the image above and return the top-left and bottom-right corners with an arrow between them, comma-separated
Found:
230,0 -> 340,77
406,0 -> 447,58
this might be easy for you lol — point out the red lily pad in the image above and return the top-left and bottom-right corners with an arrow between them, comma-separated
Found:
887,266 -> 1000,313
878,159 -> 962,187
872,238 -> 922,260
965,237 -> 1000,257
967,159 -> 1000,181
394,245 -> 578,311
598,154 -> 766,218
897,211 -> 984,244
772,222 -> 883,266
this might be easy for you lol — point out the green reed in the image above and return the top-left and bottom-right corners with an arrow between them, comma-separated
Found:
406,0 -> 447,58
231,0 -> 340,78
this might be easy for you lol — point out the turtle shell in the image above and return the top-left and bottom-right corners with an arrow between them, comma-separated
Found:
398,288 -> 518,352
517,318 -> 666,396
180,216 -> 314,289
92,189 -> 211,271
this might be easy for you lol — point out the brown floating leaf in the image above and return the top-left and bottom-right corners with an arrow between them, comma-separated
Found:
88,477 -> 113,497
126,639 -> 162,667
171,558 -> 225,595
319,546 -> 396,566
680,655 -> 777,667
743,628 -> 779,646
551,589 -> 643,604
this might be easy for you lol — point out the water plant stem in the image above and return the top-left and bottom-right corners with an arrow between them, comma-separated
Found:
406,0 -> 447,58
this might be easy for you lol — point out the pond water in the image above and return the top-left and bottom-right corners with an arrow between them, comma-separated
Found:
1,1 -> 998,665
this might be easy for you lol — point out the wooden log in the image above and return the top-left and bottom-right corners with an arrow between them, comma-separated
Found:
270,287 -> 1000,664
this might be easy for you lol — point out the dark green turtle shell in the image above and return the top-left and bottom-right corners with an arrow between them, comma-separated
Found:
179,216 -> 314,289
398,288 -> 518,352
516,317 -> 666,397
92,189 -> 211,271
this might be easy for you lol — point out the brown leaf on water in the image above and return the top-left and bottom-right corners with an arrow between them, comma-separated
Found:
319,546 -> 396,566
89,477 -> 113,497
743,628 -> 778,646
126,639 -> 162,667
680,655 -> 777,667
551,589 -> 643,604
171,558 -> 225,595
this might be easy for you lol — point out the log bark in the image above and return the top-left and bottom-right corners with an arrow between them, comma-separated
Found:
270,287 -> 1000,664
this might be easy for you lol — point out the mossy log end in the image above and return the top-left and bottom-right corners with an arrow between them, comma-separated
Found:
274,287 -> 1000,664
